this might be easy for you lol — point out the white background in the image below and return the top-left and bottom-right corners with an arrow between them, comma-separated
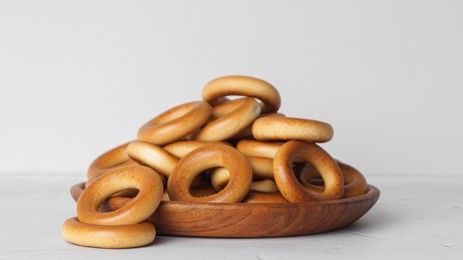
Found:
1,2 -> 463,259
1,0 -> 462,177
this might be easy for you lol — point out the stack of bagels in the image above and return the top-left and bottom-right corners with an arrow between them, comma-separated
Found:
62,75 -> 368,248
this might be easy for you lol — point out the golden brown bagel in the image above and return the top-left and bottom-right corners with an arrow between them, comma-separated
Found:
338,162 -> 367,197
299,160 -> 367,198
236,139 -> 283,159
273,141 -> 344,202
127,141 -> 179,178
248,156 -> 274,180
190,97 -> 261,141
211,168 -> 277,192
163,140 -> 231,158
138,101 -> 212,146
77,165 -> 164,225
62,217 -> 155,249
249,179 -> 279,193
202,75 -> 281,113
87,142 -> 136,180
167,144 -> 252,203
252,117 -> 334,143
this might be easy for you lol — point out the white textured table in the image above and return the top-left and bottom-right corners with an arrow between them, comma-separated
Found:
0,173 -> 461,259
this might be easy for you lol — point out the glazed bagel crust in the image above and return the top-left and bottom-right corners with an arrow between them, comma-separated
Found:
62,217 -> 155,249
210,156 -> 274,186
202,75 -> 281,113
236,139 -> 283,159
210,168 -> 277,192
209,97 -> 251,119
190,97 -> 262,141
167,144 -> 252,203
252,117 -> 334,143
77,165 -> 164,225
163,141 -> 231,158
249,179 -> 279,193
127,141 -> 179,177
248,156 -> 274,180
87,142 -> 135,180
273,141 -> 344,202
338,162 -> 367,197
138,101 -> 212,146
210,167 -> 230,191
298,161 -> 368,198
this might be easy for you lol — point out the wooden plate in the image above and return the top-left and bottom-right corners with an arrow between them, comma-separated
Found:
70,183 -> 380,238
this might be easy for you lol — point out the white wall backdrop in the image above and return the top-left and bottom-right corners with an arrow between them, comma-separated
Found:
1,0 -> 462,177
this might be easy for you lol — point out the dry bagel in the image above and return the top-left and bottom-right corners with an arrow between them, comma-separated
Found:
202,75 -> 281,113
167,144 -> 252,203
138,101 -> 212,146
87,142 -> 136,180
190,97 -> 261,141
64,75 -> 370,249
273,140 -> 344,202
62,217 -> 155,249
77,165 -> 164,226
252,116 -> 334,143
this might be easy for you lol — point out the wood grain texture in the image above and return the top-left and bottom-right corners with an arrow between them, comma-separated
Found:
149,185 -> 379,237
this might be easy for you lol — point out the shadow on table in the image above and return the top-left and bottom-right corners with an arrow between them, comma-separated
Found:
333,205 -> 396,235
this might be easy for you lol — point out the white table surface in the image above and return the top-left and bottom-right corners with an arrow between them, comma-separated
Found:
0,173 -> 462,259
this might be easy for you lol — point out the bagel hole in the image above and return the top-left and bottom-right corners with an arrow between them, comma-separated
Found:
293,162 -> 325,189
112,188 -> 139,198
99,189 -> 139,212
190,171 -> 215,198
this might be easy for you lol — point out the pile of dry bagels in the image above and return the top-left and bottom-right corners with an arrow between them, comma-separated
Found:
62,75 -> 368,248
